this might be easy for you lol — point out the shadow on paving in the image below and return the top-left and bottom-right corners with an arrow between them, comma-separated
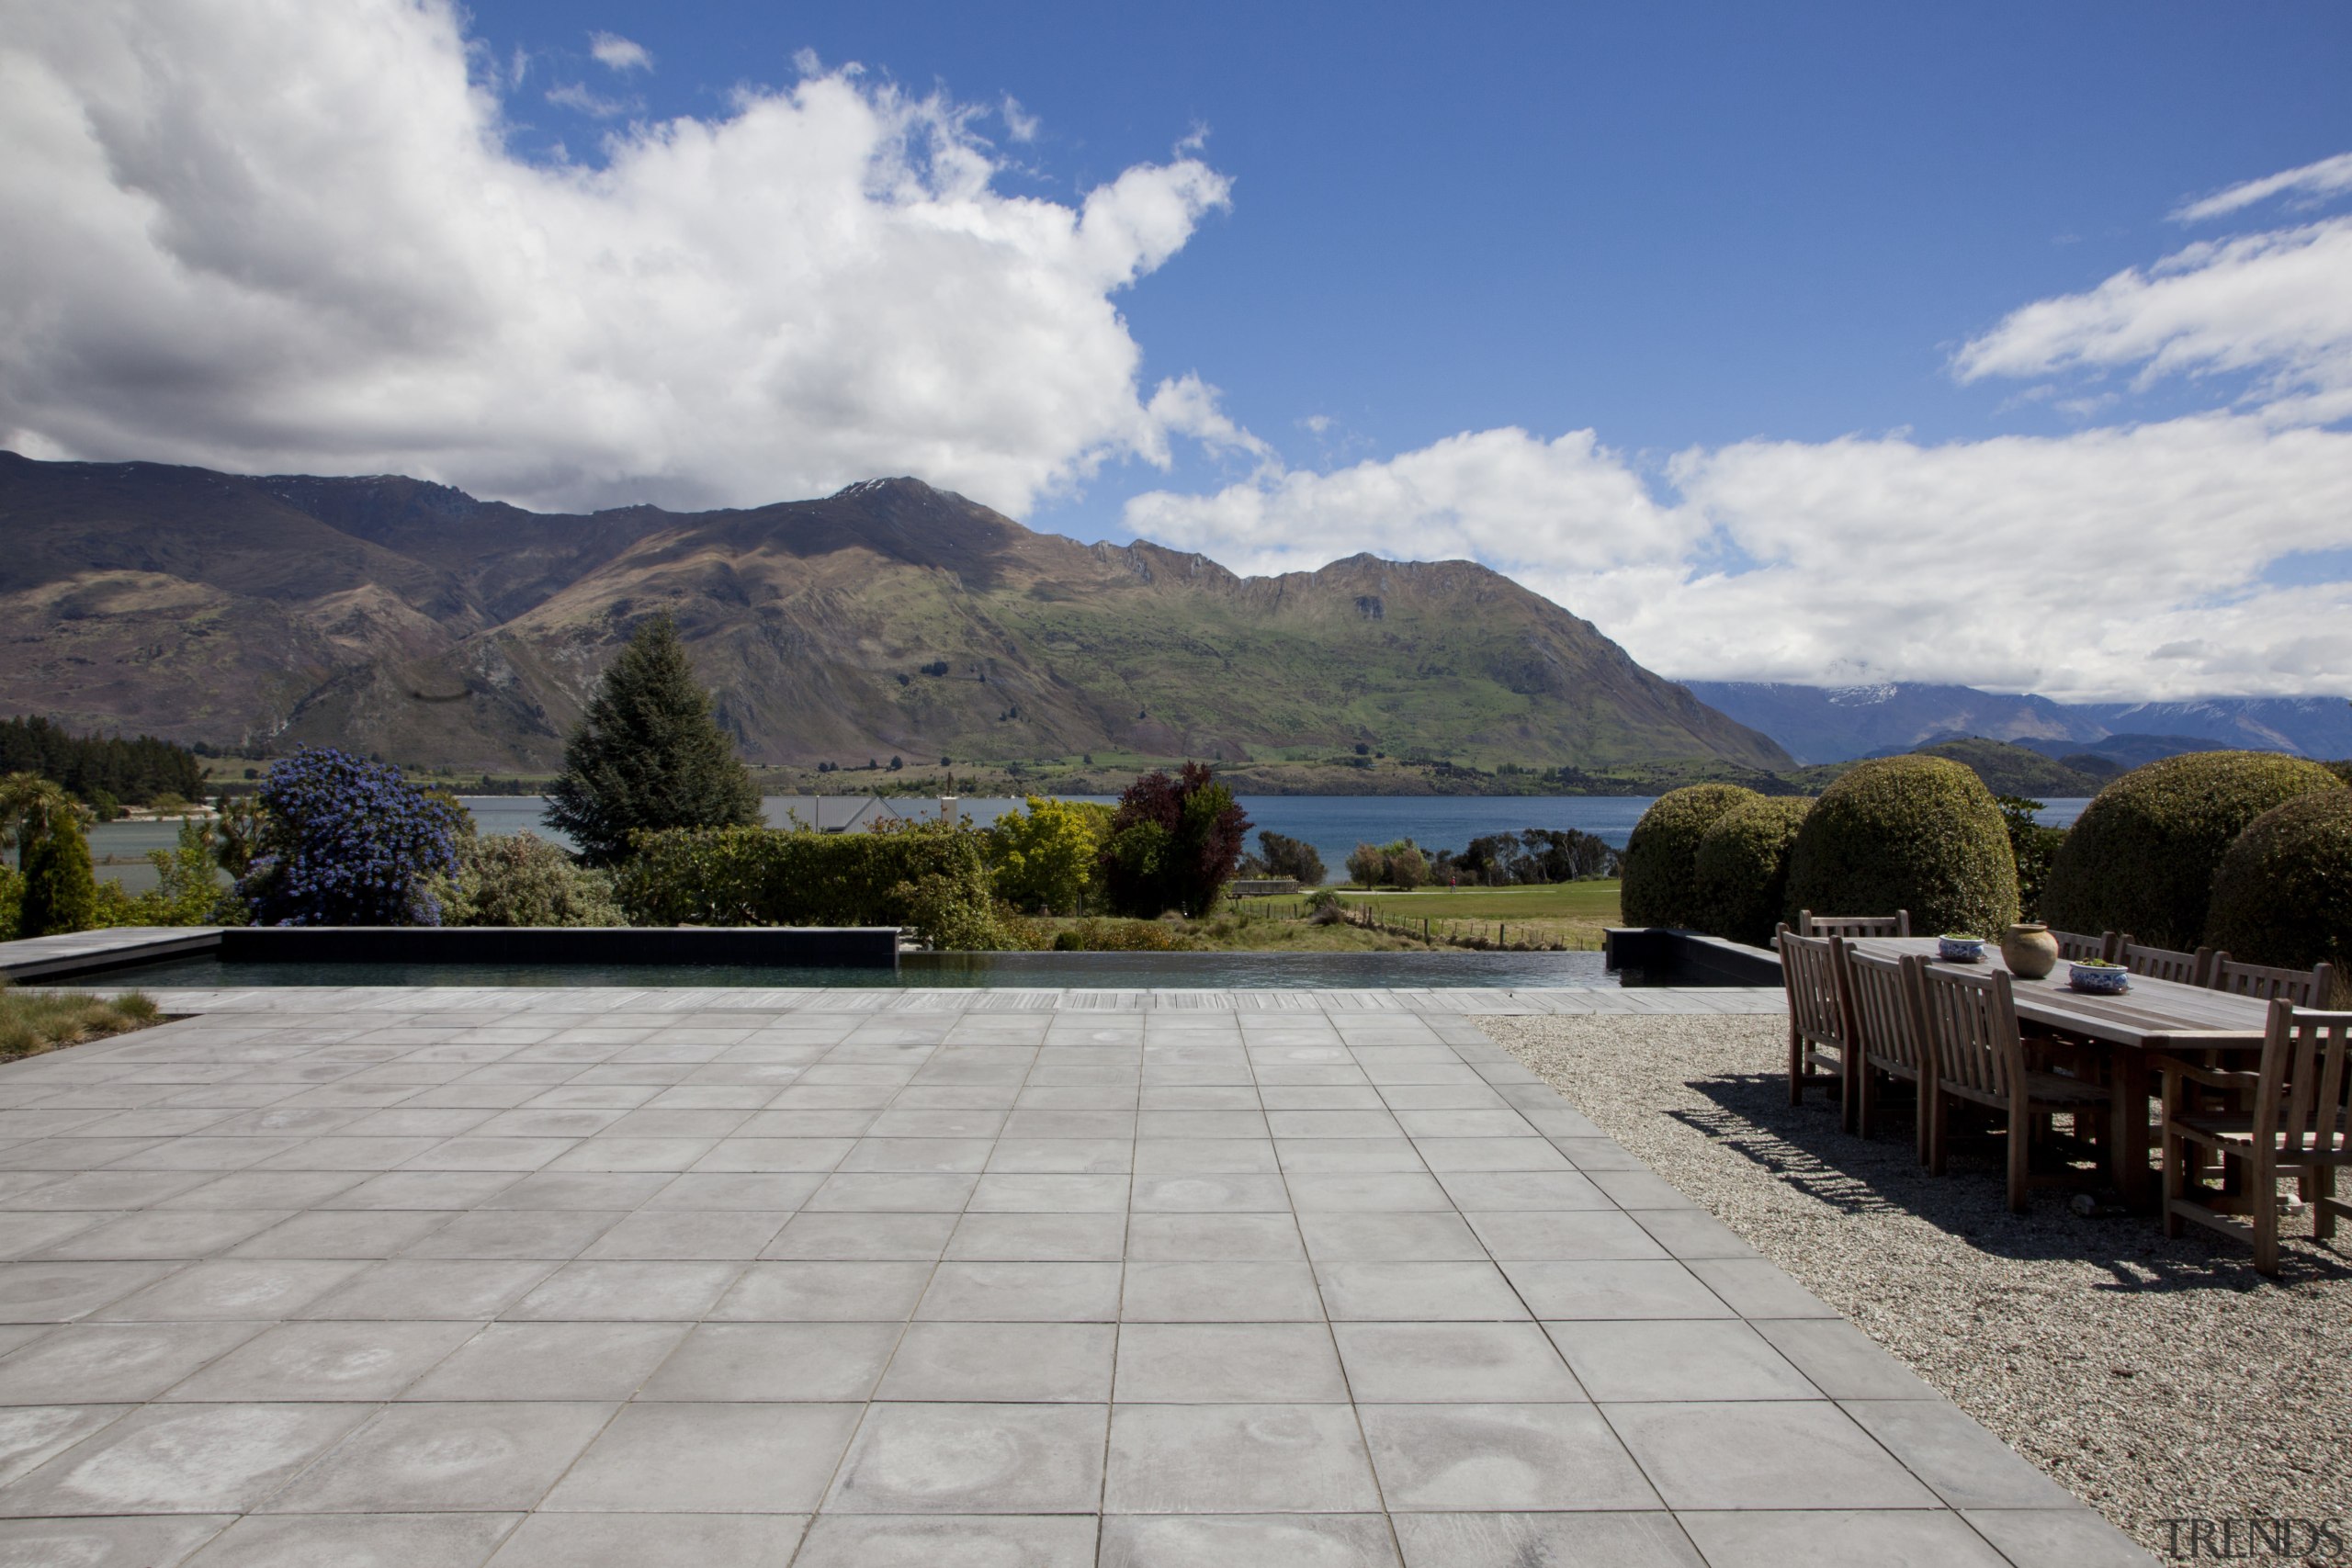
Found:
1668,1070 -> 2352,1293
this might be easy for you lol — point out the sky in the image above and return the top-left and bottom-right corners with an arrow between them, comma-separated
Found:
3,0 -> 2349,701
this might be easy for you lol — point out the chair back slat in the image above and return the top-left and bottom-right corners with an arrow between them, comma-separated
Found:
1916,960 -> 2022,1100
1845,947 -> 1928,1074
1778,930 -> 1851,1051
2120,942 -> 2211,987
2253,1001 -> 2352,1159
1797,909 -> 1911,940
2049,929 -> 2111,963
2211,956 -> 2335,1009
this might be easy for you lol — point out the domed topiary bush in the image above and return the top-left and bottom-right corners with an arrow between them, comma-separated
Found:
2042,751 -> 2345,951
1692,795 -> 1811,947
1622,784 -> 1759,929
2204,789 -> 2352,981
1783,755 -> 2018,936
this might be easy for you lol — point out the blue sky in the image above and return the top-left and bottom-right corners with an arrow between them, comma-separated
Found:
462,0 -> 2352,535
4,2 -> 2349,699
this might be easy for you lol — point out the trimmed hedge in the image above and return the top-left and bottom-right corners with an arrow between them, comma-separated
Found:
616,822 -> 1001,949
1622,784 -> 1758,929
1783,754 -> 2018,935
1692,795 -> 1811,948
2042,751 -> 2345,951
2204,789 -> 2352,981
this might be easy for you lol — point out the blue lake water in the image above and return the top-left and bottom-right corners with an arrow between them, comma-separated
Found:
83,793 -> 2091,890
452,794 -> 2091,887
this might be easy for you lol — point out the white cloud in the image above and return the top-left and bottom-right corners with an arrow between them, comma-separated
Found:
1125,415 -> 2352,702
544,80 -> 636,118
0,0 -> 1231,513
1001,96 -> 1039,143
588,31 -> 651,73
1953,218 -> 2352,423
2173,150 -> 2352,222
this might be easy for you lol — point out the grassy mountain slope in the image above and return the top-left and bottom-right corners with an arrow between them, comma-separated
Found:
1,455 -> 1790,779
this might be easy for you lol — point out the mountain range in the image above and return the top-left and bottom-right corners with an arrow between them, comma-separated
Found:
1,452 -> 1789,776
1683,682 -> 2350,766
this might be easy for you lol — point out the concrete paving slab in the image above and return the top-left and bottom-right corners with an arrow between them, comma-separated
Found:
0,980 -> 2145,1564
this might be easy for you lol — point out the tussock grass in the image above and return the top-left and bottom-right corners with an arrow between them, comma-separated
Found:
0,982 -> 162,1061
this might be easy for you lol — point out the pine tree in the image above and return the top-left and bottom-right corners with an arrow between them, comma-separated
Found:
546,615 -> 760,865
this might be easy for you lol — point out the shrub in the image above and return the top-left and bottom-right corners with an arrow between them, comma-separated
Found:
1691,795 -> 1811,947
2042,750 -> 2345,950
1100,763 -> 1250,918
546,613 -> 760,865
430,833 -> 624,928
1051,917 -> 1183,952
1344,842 -> 1387,887
94,819 -> 231,928
616,819 -> 1001,948
1621,784 -> 1758,928
237,749 -> 463,927
1783,755 -> 2018,935
1387,843 -> 1430,890
2203,790 -> 2352,981
17,798 -> 98,937
0,866 -> 20,942
985,796 -> 1108,914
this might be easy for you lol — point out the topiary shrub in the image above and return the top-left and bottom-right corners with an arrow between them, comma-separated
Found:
1783,754 -> 2018,935
2042,750 -> 2345,950
1692,795 -> 1811,947
2204,790 -> 2352,983
1622,784 -> 1758,928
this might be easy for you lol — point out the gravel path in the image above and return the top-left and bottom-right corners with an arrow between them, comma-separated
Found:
1480,1013 -> 2352,1563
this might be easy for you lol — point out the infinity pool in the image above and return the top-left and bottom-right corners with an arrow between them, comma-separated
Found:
91,949 -> 1620,990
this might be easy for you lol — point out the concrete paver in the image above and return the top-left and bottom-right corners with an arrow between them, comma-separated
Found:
0,986 -> 2152,1565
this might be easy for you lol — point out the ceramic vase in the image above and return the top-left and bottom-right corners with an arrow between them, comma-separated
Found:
2001,922 -> 2061,980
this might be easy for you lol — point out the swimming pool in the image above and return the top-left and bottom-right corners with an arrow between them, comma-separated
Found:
88,948 -> 1620,990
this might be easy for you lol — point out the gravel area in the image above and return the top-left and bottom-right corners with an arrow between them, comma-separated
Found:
1481,1012 -> 2352,1563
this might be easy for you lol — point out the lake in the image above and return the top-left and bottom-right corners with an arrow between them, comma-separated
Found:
83,794 -> 2091,890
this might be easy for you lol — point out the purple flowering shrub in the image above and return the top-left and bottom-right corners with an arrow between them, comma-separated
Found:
239,749 -> 462,926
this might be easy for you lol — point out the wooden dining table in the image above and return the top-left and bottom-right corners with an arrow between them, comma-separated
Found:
1849,936 -> 2273,1210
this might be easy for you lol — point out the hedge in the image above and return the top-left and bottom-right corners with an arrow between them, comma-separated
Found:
1622,784 -> 1758,928
1783,754 -> 2018,936
1692,795 -> 1811,947
615,822 -> 1001,949
2041,751 -> 2345,951
2203,789 -> 2352,983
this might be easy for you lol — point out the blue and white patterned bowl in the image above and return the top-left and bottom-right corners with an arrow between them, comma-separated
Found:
2069,961 -> 2130,994
1938,935 -> 1986,963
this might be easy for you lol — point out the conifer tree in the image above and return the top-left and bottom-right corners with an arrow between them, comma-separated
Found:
546,614 -> 760,865
15,792 -> 97,936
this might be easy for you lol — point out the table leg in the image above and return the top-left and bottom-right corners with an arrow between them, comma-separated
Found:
2112,1051 -> 2153,1209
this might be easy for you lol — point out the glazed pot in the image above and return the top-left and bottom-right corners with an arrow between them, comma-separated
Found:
2001,922 -> 2061,980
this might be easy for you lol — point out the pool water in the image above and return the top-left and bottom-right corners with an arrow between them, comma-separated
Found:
92,949 -> 1618,990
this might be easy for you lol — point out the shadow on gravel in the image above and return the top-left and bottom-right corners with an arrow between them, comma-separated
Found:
1672,1070 -> 2352,1292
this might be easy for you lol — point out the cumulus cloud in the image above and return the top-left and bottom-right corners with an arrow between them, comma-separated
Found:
1953,217 -> 2352,423
0,0 -> 1230,512
2173,150 -> 2352,222
588,31 -> 651,73
1126,157 -> 2352,702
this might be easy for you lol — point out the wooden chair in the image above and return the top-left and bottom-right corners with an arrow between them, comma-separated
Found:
1777,926 -> 1856,1118
2050,929 -> 2117,963
2160,999 -> 2351,1275
1915,959 -> 2112,1212
2117,941 -> 2212,987
2208,955 -> 2337,1009
1844,945 -> 1935,1163
1796,909 -> 1910,940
